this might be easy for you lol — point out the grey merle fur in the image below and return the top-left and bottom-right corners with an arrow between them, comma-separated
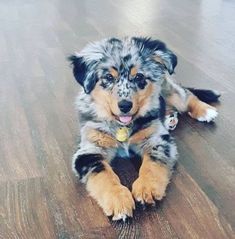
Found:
69,37 -> 179,181
68,37 -> 220,223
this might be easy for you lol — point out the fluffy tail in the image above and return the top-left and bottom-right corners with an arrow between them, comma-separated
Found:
187,88 -> 221,103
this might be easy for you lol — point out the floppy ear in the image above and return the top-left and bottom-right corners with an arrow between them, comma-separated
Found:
154,48 -> 177,74
133,37 -> 177,74
68,55 -> 98,94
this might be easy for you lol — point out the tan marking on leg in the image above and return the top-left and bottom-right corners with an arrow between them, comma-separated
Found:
129,126 -> 156,144
132,154 -> 171,203
87,129 -> 118,148
87,161 -> 135,220
187,95 -> 217,119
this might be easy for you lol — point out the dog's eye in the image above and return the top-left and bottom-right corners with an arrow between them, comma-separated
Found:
105,74 -> 115,81
135,73 -> 144,81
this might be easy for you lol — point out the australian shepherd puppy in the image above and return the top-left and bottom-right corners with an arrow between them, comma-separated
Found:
69,37 -> 219,221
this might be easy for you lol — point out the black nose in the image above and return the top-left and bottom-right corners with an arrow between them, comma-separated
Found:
118,100 -> 133,113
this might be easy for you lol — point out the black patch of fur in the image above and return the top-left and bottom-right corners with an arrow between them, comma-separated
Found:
131,96 -> 165,135
100,80 -> 110,89
163,145 -> 170,157
129,148 -> 142,171
108,38 -> 122,44
161,134 -> 171,142
131,109 -> 160,135
74,153 -> 104,179
123,54 -> 132,62
133,37 -> 166,53
68,55 -> 87,86
187,88 -> 221,103
151,143 -> 170,162
151,133 -> 175,166
159,95 -> 166,123
136,78 -> 147,89
150,153 -> 167,165
68,55 -> 98,94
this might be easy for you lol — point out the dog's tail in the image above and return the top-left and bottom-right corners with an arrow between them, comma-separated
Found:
187,88 -> 221,103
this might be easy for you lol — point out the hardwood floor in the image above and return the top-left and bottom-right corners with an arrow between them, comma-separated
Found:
0,0 -> 235,238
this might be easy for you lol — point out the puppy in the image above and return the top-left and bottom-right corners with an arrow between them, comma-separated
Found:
69,37 -> 219,221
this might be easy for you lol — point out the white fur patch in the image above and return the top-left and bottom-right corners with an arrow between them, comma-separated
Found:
112,213 -> 127,221
164,112 -> 179,130
197,108 -> 218,122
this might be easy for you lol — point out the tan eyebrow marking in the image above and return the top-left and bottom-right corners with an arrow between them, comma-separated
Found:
130,66 -> 138,77
110,67 -> 119,78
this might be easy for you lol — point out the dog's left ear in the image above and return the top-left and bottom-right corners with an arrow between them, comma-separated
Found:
133,37 -> 177,74
68,55 -> 98,94
154,47 -> 177,74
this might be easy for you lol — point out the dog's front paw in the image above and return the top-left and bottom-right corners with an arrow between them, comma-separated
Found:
188,101 -> 218,122
100,185 -> 135,221
132,176 -> 168,205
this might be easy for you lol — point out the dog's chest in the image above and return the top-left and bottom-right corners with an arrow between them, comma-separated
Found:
110,124 -> 155,158
115,143 -> 140,159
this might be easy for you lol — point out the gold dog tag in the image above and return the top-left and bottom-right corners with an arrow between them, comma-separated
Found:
116,127 -> 129,142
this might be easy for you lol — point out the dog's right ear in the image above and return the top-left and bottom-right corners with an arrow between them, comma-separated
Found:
68,55 -> 98,94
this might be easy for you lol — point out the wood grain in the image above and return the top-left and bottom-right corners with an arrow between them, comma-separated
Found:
0,0 -> 235,238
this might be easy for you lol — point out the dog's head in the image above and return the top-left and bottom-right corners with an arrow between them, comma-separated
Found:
69,37 -> 177,125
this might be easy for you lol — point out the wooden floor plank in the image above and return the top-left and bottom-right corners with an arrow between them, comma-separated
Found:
165,166 -> 234,239
0,0 -> 235,238
0,178 -> 56,239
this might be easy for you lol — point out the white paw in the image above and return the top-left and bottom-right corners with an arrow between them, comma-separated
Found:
164,112 -> 179,130
197,108 -> 218,122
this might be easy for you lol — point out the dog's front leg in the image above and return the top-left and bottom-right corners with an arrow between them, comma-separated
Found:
73,127 -> 135,221
132,154 -> 171,204
132,133 -> 177,204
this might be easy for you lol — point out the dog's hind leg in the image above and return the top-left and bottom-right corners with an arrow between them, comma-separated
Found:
161,74 -> 219,122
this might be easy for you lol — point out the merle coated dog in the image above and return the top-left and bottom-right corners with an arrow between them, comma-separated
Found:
69,37 -> 219,221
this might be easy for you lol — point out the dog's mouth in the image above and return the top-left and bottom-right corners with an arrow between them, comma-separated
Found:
113,112 -> 138,125
118,115 -> 133,124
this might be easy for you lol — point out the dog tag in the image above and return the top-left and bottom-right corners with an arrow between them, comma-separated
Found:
116,127 -> 129,142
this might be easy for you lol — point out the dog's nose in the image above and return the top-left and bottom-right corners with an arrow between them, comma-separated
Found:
118,100 -> 133,113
